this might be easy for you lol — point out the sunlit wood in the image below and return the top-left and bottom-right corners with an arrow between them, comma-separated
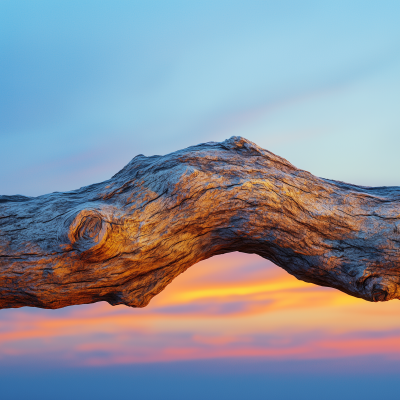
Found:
1,137 -> 400,309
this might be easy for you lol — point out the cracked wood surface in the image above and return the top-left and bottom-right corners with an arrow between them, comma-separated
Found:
1,136 -> 400,310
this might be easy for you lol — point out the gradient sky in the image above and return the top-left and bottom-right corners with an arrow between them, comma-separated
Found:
1,1 -> 400,399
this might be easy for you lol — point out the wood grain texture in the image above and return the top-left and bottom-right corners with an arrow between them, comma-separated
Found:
1,136 -> 400,309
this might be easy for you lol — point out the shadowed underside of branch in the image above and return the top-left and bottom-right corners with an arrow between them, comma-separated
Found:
1,136 -> 400,310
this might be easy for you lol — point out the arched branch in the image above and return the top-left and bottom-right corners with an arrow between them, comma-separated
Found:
1,137 -> 400,309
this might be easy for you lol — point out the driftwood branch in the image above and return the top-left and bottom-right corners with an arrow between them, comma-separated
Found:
1,137 -> 400,310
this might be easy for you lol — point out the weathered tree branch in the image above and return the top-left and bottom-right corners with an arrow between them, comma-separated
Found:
1,137 -> 400,309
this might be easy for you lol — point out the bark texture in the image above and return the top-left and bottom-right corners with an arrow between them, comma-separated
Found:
1,136 -> 400,310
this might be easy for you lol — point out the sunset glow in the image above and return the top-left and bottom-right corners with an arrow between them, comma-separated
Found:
2,253 -> 400,368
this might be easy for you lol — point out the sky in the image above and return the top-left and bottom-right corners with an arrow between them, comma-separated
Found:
1,1 -> 400,399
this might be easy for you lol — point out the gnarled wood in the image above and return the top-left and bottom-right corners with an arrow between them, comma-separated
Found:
1,137 -> 400,309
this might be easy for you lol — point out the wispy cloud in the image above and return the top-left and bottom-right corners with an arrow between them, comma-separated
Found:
1,253 -> 400,368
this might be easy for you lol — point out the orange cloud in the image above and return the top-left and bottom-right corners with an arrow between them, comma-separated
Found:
1,252 -> 400,366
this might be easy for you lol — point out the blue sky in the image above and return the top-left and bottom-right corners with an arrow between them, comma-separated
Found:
1,0 -> 400,195
1,1 -> 400,399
